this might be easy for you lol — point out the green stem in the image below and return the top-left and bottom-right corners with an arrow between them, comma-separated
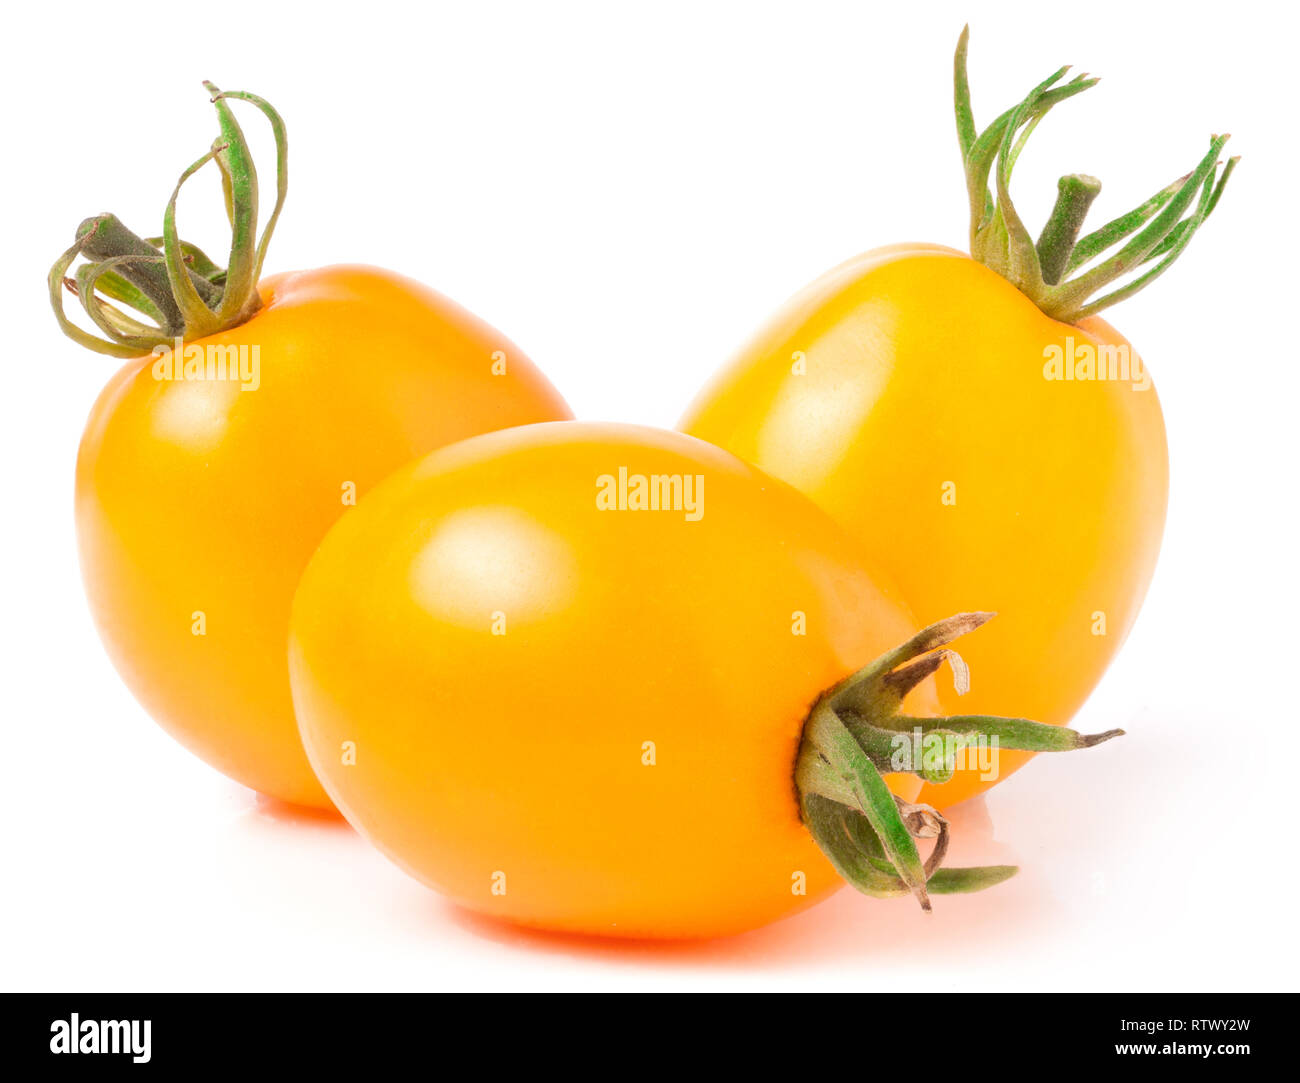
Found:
212,89 -> 289,285
161,143 -> 231,339
953,25 -> 977,160
882,714 -> 1124,751
72,266 -> 165,327
76,257 -> 173,350
929,866 -> 1018,894
74,215 -> 180,329
1036,174 -> 1102,284
203,82 -> 261,324
799,701 -> 932,908
48,84 -> 289,358
48,242 -> 141,359
1042,135 -> 1230,319
796,612 -> 1124,911
954,28 -> 1237,323
1066,173 -> 1185,273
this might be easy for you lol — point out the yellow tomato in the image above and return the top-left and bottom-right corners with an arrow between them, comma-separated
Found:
76,265 -> 571,807
681,31 -> 1234,807
289,422 -> 940,937
682,247 -> 1166,806
55,84 -> 569,808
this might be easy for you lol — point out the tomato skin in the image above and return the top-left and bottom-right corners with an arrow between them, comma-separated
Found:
289,422 -> 932,938
680,246 -> 1168,808
76,265 -> 571,808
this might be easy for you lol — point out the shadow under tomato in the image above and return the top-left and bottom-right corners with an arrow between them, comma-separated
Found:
250,791 -> 350,828
438,798 -> 1054,969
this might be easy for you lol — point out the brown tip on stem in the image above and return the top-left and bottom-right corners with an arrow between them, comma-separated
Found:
901,611 -> 997,662
1079,728 -> 1125,748
885,649 -> 969,699
897,799 -> 945,840
946,611 -> 996,638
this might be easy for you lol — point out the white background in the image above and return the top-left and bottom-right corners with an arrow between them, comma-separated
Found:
2,0 -> 1296,991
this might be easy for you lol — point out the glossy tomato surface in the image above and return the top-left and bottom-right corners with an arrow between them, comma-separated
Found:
76,265 -> 571,807
681,246 -> 1168,807
289,422 -> 933,938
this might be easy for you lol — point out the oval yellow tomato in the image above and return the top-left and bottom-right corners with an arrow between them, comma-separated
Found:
58,86 -> 572,808
77,265 -> 571,807
680,30 -> 1235,808
289,422 -> 936,937
681,247 -> 1166,807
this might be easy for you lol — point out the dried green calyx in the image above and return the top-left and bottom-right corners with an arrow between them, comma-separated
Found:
955,26 -> 1238,324
48,85 -> 288,358
796,613 -> 1123,911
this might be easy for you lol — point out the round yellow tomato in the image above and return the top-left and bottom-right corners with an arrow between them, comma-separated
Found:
77,265 -> 571,807
289,422 -> 936,938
